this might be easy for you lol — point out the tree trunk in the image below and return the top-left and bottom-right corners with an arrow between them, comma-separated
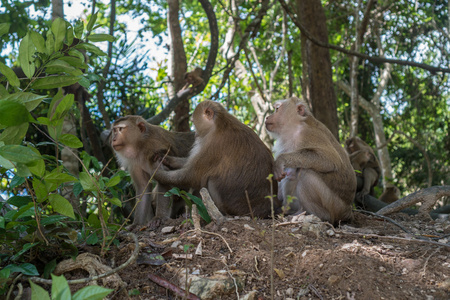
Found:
296,0 -> 339,140
167,0 -> 189,132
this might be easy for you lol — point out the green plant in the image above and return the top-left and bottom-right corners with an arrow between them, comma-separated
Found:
164,187 -> 211,223
29,274 -> 112,300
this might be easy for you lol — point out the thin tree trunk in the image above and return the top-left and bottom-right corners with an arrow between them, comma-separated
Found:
296,0 -> 339,140
167,0 -> 189,132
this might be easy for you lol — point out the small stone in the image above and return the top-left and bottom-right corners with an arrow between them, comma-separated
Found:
326,229 -> 335,236
221,227 -> 228,233
171,241 -> 181,248
161,226 -> 175,234
286,287 -> 294,296
379,266 -> 386,272
298,288 -> 309,297
328,275 -> 340,285
302,250 -> 308,258
244,224 -> 255,231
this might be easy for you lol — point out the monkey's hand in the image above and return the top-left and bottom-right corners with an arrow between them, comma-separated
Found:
274,158 -> 287,181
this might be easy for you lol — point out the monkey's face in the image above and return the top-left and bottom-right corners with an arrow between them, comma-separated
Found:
111,122 -> 128,151
265,100 -> 291,134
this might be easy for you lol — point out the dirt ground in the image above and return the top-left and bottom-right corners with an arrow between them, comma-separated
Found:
102,211 -> 450,300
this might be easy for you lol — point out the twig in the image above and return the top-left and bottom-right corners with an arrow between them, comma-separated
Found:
355,209 -> 413,235
420,248 -> 441,277
335,231 -> 450,249
245,190 -> 254,220
29,231 -> 140,285
148,273 -> 200,300
308,284 -> 324,300
180,229 -> 233,254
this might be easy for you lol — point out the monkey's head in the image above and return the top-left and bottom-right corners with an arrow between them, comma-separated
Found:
265,96 -> 311,136
111,116 -> 148,154
193,100 -> 226,137
345,137 -> 362,154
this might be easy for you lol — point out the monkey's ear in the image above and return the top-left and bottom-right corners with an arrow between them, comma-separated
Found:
204,107 -> 215,120
137,122 -> 146,133
297,104 -> 307,116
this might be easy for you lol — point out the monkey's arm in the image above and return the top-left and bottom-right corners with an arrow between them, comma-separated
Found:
275,149 -> 339,179
163,156 -> 188,169
153,168 -> 198,190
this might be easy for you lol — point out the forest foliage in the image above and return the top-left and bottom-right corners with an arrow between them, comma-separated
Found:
0,0 -> 449,296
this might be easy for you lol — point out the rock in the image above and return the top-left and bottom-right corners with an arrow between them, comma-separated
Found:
328,275 -> 340,285
286,287 -> 294,296
326,229 -> 335,236
244,224 -> 255,230
161,226 -> 175,234
178,269 -> 246,300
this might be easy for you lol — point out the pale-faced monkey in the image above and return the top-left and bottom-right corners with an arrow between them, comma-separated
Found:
153,100 -> 279,218
265,96 -> 356,224
110,116 -> 195,227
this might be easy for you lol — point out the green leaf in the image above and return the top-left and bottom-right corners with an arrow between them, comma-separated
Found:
0,154 -> 14,169
0,145 -> 41,165
7,196 -> 32,208
51,274 -> 71,300
0,123 -> 29,145
19,33 -> 36,79
30,30 -> 46,53
43,259 -> 56,279
4,263 -> 39,276
106,175 -> 121,187
10,242 -> 39,260
75,42 -> 107,56
53,93 -> 74,121
10,175 -> 25,188
15,162 -> 31,177
0,92 -> 46,111
45,59 -> 78,75
49,194 -> 75,219
44,168 -> 77,184
33,179 -> 48,202
0,101 -> 30,126
0,23 -> 10,37
0,61 -> 20,87
87,34 -> 115,43
45,31 -> 55,55
28,158 -> 45,177
72,285 -> 113,300
86,13 -> 98,32
86,233 -> 98,245
0,83 -> 8,97
183,192 -> 211,223
74,19 -> 84,38
58,56 -> 88,69
66,22 -> 74,46
106,197 -> 121,207
59,134 -> 83,148
52,18 -> 67,52
79,172 -> 96,191
32,75 -> 80,89
30,281 -> 51,300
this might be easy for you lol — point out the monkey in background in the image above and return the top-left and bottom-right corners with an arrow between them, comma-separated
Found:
154,100 -> 279,218
345,136 -> 381,200
110,116 -> 195,228
265,96 -> 356,224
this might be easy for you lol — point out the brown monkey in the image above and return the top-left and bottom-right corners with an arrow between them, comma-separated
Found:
111,115 -> 195,227
378,186 -> 400,203
153,100 -> 278,218
181,67 -> 204,90
265,96 -> 356,224
345,136 -> 381,199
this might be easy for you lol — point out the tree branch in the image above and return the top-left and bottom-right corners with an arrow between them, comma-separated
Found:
278,0 -> 450,74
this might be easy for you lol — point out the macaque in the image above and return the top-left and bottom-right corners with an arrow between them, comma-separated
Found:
378,186 -> 400,204
110,116 -> 195,227
153,100 -> 279,218
265,96 -> 356,224
345,136 -> 381,199
182,67 -> 204,90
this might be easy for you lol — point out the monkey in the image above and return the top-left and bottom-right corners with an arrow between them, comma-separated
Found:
181,67 -> 204,90
344,136 -> 381,200
265,96 -> 356,224
110,115 -> 195,227
378,186 -> 400,204
153,100 -> 279,218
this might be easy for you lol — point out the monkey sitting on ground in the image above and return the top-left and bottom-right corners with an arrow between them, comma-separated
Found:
345,136 -> 381,200
265,96 -> 356,224
153,100 -> 279,218
110,116 -> 195,228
